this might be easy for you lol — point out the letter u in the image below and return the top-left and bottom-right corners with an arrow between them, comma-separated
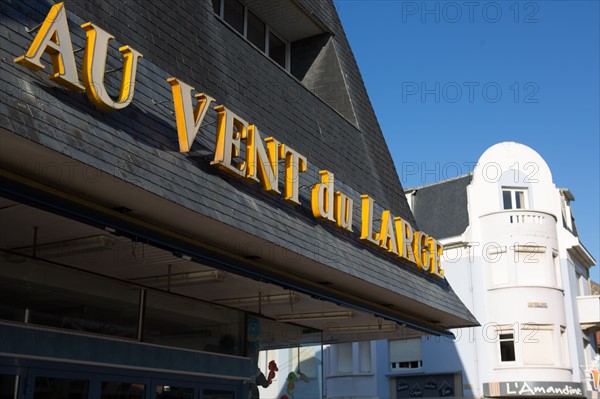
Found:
81,22 -> 143,110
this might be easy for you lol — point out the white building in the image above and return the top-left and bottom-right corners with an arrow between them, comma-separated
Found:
326,142 -> 599,399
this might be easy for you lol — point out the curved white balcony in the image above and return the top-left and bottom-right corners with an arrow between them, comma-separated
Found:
479,210 -> 558,248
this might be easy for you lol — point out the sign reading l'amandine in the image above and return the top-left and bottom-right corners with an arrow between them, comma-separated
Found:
14,2 -> 445,279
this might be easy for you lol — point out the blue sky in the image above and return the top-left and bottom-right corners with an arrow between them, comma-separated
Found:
335,0 -> 599,282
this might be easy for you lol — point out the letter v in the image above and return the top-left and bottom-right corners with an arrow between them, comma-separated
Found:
167,78 -> 216,152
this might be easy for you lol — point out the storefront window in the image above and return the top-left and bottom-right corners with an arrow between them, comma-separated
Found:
0,252 -> 140,338
33,377 -> 89,399
0,375 -> 18,399
156,385 -> 194,399
101,381 -> 145,399
143,290 -> 244,355
203,390 -> 234,399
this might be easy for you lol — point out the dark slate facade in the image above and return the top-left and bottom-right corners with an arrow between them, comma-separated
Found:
0,0 -> 477,331
406,174 -> 473,240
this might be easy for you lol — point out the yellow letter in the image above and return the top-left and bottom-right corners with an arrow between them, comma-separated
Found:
211,105 -> 247,177
14,2 -> 83,92
334,192 -> 354,232
414,232 -> 431,271
246,126 -> 281,194
81,22 -> 143,110
395,218 -> 416,263
428,237 -> 445,279
167,78 -> 215,152
378,210 -> 398,254
360,195 -> 379,245
311,170 -> 335,222
279,145 -> 307,205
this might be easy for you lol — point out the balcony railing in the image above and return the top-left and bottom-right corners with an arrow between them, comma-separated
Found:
480,210 -> 558,243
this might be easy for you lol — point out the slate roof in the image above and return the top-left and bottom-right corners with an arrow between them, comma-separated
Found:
407,174 -> 473,240
0,0 -> 477,328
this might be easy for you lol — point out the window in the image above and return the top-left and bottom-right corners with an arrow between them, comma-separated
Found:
499,332 -> 516,362
561,327 -> 570,368
203,390 -> 234,399
553,253 -> 562,289
223,0 -> 244,33
101,381 -> 145,399
156,385 -> 194,399
0,375 -> 18,399
143,290 -> 244,355
336,343 -> 353,374
0,254 -> 140,338
502,188 -> 527,210
514,248 -> 546,286
389,338 -> 422,370
213,0 -> 289,69
268,32 -> 286,68
358,341 -> 371,373
247,11 -> 266,51
522,325 -> 554,365
33,377 -> 89,399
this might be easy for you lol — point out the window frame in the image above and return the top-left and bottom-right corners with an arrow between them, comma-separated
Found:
335,342 -> 353,374
389,338 -> 423,372
213,0 -> 290,70
502,187 -> 528,210
498,330 -> 516,363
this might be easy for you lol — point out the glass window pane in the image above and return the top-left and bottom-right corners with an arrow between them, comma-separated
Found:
499,334 -> 515,362
502,190 -> 512,209
203,390 -> 234,399
0,254 -> 140,338
515,191 -> 524,209
336,343 -> 352,373
33,377 -> 89,399
223,0 -> 244,34
212,0 -> 221,15
247,11 -> 265,51
268,32 -> 286,68
101,381 -> 145,399
0,375 -> 18,399
143,290 -> 243,355
359,342 -> 371,373
156,385 -> 194,399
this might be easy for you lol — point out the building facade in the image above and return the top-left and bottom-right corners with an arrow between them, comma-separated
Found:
0,1 -> 477,399
326,142 -> 599,399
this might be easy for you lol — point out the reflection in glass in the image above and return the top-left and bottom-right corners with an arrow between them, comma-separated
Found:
268,32 -> 286,68
143,290 -> 244,355
101,381 -> 145,399
203,390 -> 234,399
0,253 -> 140,338
515,191 -> 525,209
223,0 -> 244,34
33,377 -> 89,399
0,375 -> 18,399
247,11 -> 266,51
502,190 -> 512,210
156,385 -> 194,399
